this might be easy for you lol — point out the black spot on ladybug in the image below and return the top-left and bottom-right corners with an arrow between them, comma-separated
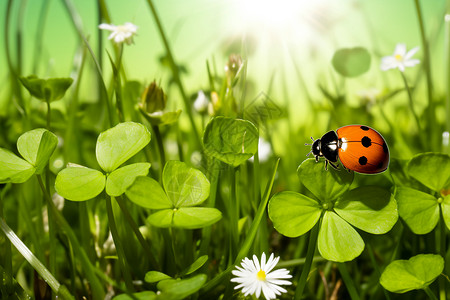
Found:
360,126 -> 369,131
361,136 -> 372,148
382,142 -> 388,153
358,156 -> 368,165
377,161 -> 384,169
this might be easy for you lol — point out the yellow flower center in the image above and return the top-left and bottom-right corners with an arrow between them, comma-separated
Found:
257,269 -> 266,281
395,54 -> 403,61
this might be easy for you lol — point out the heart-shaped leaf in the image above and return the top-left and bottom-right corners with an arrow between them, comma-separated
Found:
96,122 -> 151,173
147,209 -> 174,228
407,153 -> 450,192
380,254 -> 444,293
156,274 -> 207,300
203,116 -> 258,167
268,191 -> 322,237
396,186 -> 439,234
172,207 -> 222,229
332,47 -> 371,78
318,211 -> 364,262
55,166 -> 106,201
17,129 -> 58,174
163,161 -> 210,207
298,159 -> 353,203
334,186 -> 398,234
0,148 -> 34,183
126,176 -> 171,209
106,162 -> 151,196
182,255 -> 208,276
145,271 -> 172,283
20,75 -> 73,102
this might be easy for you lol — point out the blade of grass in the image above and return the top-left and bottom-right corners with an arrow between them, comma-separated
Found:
200,158 -> 280,294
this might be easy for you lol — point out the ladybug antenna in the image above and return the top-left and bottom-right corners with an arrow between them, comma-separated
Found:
304,136 -> 315,146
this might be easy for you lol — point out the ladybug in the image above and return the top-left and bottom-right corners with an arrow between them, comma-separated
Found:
307,125 -> 389,174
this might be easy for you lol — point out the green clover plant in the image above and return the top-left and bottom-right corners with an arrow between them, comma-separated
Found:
55,122 -> 151,200
0,128 -> 58,183
126,161 -> 221,229
203,116 -> 258,167
380,254 -> 444,296
269,159 -> 398,262
332,47 -> 371,78
396,153 -> 450,234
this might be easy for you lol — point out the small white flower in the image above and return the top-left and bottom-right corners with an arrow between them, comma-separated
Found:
99,22 -> 138,45
193,90 -> 209,113
231,252 -> 292,300
380,43 -> 420,72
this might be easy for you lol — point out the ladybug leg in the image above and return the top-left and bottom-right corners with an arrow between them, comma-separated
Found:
328,161 -> 340,170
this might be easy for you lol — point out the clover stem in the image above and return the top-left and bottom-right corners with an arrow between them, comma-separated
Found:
153,125 -> 166,179
116,195 -> 160,270
46,100 -> 51,130
424,286 -> 439,300
437,206 -> 447,300
36,175 -> 105,299
337,263 -> 360,300
106,196 -> 134,292
294,219 -> 320,300
366,243 -> 391,300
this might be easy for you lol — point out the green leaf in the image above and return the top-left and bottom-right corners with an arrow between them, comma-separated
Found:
144,271 -> 172,283
172,207 -> 222,229
182,255 -> 208,276
318,211 -> 364,262
331,47 -> 371,78
147,209 -> 174,228
113,291 -> 156,300
163,161 -> 210,207
156,274 -> 207,300
268,191 -> 322,237
396,187 -> 439,234
298,159 -> 353,203
380,254 -> 444,293
17,129 -> 58,174
106,163 -> 151,196
20,75 -> 73,102
441,195 -> 450,230
334,186 -> 398,234
125,176 -> 171,209
55,166 -> 105,201
0,148 -> 34,183
96,122 -> 151,173
407,153 -> 450,192
203,116 -> 258,166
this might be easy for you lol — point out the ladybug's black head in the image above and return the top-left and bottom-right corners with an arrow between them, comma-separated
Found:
305,137 -> 322,161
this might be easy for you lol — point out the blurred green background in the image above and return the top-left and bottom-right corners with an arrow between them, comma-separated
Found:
0,0 -> 446,127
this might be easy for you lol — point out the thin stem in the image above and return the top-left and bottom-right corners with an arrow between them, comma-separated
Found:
105,196 -> 134,291
36,176 -> 105,299
438,205 -> 447,300
145,0 -> 201,147
424,286 -> 439,300
338,263 -> 360,300
366,243 -> 391,300
294,220 -> 320,300
46,100 -> 51,130
445,11 -> 450,153
152,125 -> 166,179
116,196 -> 160,270
399,71 -> 423,146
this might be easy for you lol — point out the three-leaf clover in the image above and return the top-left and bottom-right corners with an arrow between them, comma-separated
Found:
55,122 -> 151,201
0,129 -> 58,183
269,159 -> 398,262
125,161 -> 221,229
396,153 -> 450,234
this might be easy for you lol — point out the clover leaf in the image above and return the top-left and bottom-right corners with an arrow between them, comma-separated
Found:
55,122 -> 151,201
20,75 -> 73,102
332,47 -> 371,78
396,153 -> 450,234
380,254 -> 444,293
125,161 -> 221,229
0,128 -> 58,183
269,158 -> 397,262
203,116 -> 258,167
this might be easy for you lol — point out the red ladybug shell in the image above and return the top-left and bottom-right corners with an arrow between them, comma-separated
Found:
336,125 -> 389,174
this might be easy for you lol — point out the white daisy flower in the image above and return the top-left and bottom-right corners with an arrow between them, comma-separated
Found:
380,43 -> 420,72
231,252 -> 292,300
193,90 -> 209,113
99,22 -> 138,45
